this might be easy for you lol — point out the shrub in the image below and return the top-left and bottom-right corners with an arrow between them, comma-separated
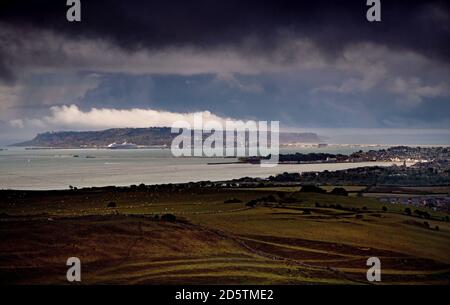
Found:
302,209 -> 311,215
414,209 -> 431,219
300,185 -> 326,194
423,221 -> 430,229
382,206 -> 387,212
355,214 -> 364,219
280,197 -> 298,204
161,214 -> 176,222
266,195 -> 277,202
107,202 -> 117,208
404,207 -> 412,215
224,198 -> 243,203
329,187 -> 348,196
362,206 -> 367,211
246,200 -> 257,208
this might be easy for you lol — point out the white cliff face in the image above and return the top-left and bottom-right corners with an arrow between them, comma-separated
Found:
107,142 -> 138,149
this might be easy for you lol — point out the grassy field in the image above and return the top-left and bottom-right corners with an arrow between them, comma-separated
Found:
0,186 -> 449,284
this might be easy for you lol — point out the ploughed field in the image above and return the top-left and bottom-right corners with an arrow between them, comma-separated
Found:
0,186 -> 449,284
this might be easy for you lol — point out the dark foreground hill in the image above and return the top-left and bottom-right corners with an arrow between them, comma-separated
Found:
1,186 -> 449,284
12,127 -> 322,148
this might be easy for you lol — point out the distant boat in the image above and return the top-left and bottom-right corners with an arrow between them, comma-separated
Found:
107,142 -> 138,149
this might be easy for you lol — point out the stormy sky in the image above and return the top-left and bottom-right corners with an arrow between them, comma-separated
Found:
0,0 -> 449,144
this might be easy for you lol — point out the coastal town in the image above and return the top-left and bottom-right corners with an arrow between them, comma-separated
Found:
378,195 -> 450,213
235,146 -> 450,165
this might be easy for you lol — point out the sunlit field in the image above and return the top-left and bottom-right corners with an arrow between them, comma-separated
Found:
1,186 -> 449,284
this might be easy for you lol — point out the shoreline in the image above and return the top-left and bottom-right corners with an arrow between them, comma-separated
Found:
0,161 -> 420,191
4,143 -> 450,150
1,146 -> 446,191
208,160 -> 418,165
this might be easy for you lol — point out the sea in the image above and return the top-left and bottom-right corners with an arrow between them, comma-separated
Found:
0,146 -> 404,190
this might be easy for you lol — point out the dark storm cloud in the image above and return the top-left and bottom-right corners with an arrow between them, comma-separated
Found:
0,0 -> 449,138
1,0 -> 449,61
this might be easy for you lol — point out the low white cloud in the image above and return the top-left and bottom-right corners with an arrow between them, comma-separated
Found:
0,84 -> 21,118
388,77 -> 450,105
11,104 -> 239,130
0,72 -> 101,122
9,119 -> 24,128
311,42 -> 450,108
1,25 -> 450,132
214,73 -> 264,93
313,44 -> 388,94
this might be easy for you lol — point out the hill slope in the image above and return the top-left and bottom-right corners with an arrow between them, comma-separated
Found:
12,128 -> 322,148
